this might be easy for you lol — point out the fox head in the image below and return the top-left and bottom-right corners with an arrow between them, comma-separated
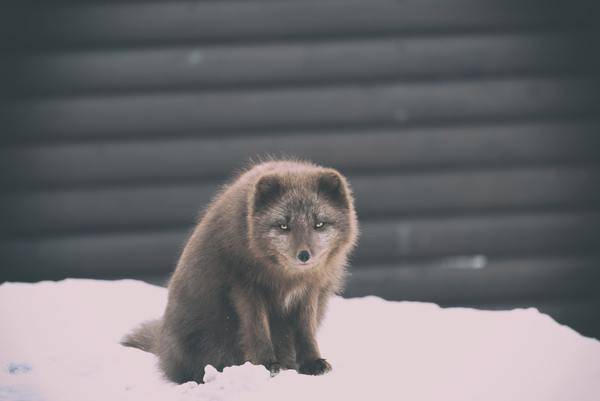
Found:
248,168 -> 358,272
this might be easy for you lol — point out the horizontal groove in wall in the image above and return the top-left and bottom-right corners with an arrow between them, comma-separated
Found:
2,76 -> 599,143
3,32 -> 598,97
1,165 -> 600,237
1,119 -> 599,189
345,255 -> 600,304
3,0 -> 599,51
2,210 -> 599,273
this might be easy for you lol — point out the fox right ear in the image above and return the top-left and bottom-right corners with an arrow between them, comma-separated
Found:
254,174 -> 283,210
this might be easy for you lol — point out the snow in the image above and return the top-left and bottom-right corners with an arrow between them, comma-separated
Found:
1,279 -> 599,401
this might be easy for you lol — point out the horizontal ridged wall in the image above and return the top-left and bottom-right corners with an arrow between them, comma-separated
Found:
1,0 -> 599,337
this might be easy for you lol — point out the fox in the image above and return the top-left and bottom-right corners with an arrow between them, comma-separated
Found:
122,159 -> 359,383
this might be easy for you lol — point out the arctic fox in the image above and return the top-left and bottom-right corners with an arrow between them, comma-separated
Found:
122,160 -> 359,383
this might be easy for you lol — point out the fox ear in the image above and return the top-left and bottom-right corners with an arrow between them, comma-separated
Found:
254,174 -> 283,210
317,170 -> 349,208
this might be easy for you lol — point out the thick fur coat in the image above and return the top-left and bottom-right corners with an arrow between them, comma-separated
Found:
122,160 -> 359,383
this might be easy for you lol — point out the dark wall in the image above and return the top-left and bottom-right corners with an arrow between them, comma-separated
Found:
1,0 -> 599,337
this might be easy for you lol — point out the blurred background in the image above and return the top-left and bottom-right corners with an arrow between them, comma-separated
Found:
1,0 -> 599,338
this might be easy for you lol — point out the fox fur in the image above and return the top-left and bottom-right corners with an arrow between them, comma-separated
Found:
122,160 -> 359,383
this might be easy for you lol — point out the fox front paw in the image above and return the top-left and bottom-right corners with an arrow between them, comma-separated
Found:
265,361 -> 281,377
298,358 -> 332,376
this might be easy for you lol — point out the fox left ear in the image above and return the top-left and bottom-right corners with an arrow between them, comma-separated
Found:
317,170 -> 350,208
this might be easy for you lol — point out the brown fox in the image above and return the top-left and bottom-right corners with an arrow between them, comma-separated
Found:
122,160 -> 359,383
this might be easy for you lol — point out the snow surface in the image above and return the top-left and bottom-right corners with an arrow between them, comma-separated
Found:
1,279 -> 599,401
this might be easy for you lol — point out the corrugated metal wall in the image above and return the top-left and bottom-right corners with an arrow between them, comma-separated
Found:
1,0 -> 599,337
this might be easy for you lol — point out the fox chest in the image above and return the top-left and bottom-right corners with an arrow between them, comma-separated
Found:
278,285 -> 308,314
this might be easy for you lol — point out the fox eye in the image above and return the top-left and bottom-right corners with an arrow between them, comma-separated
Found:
314,221 -> 325,230
279,223 -> 289,231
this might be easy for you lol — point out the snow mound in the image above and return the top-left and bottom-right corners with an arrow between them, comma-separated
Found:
1,279 -> 598,401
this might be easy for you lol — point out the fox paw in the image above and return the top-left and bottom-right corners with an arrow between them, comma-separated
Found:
298,358 -> 332,376
265,362 -> 281,377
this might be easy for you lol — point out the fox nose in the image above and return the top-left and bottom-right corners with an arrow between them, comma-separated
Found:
297,250 -> 311,263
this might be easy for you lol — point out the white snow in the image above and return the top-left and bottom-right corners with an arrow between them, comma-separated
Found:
1,279 -> 599,401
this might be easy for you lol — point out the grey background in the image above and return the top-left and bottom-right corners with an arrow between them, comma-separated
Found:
1,0 -> 599,338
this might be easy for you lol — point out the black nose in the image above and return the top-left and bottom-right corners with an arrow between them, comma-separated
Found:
297,250 -> 311,263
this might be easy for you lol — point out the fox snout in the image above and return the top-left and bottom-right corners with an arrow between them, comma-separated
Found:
297,249 -> 311,263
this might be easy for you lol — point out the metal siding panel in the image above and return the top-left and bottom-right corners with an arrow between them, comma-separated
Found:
2,77 -> 599,142
4,0 -> 595,49
3,33 -> 593,96
2,121 -> 600,188
2,166 -> 600,236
